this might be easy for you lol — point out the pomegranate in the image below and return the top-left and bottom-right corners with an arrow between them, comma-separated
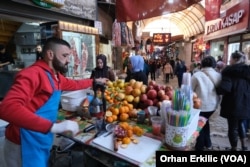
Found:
140,94 -> 148,102
114,125 -> 127,138
147,89 -> 157,100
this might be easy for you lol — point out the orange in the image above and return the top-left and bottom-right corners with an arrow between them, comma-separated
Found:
122,137 -> 131,144
119,122 -> 129,130
123,106 -> 129,113
133,81 -> 143,89
106,95 -> 111,101
112,108 -> 119,115
132,88 -> 141,97
135,128 -> 143,137
132,126 -> 141,134
123,100 -> 128,105
108,99 -> 114,104
109,106 -> 115,113
127,103 -> 133,111
132,126 -> 143,136
119,106 -> 126,114
127,125 -> 133,131
106,116 -> 113,123
127,129 -> 133,137
125,85 -> 133,95
111,115 -> 117,121
119,113 -> 129,122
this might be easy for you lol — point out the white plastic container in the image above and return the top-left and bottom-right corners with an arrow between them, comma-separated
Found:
165,109 -> 200,148
159,100 -> 171,133
60,89 -> 94,112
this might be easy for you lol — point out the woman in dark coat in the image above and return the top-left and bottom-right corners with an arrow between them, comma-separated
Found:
217,51 -> 250,151
90,54 -> 115,81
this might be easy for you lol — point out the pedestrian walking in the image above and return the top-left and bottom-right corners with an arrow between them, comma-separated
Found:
217,51 -> 250,151
175,58 -> 187,88
163,61 -> 173,83
191,56 -> 221,151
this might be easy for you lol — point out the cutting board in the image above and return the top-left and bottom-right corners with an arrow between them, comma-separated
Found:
91,133 -> 162,164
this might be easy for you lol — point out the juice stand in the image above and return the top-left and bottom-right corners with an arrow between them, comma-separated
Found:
57,76 -> 206,166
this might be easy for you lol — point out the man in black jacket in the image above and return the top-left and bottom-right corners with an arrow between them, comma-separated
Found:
0,44 -> 15,71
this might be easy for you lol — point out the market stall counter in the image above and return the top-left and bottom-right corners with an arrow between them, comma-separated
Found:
56,108 -> 206,167
56,77 -> 205,166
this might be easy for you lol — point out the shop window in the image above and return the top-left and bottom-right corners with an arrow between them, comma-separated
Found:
228,42 -> 240,64
210,41 -> 224,61
242,41 -> 250,64
62,31 -> 96,78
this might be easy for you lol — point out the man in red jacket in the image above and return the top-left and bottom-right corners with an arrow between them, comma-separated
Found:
0,37 -> 107,167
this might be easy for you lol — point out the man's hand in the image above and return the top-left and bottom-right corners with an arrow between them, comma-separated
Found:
50,120 -> 79,136
95,78 -> 109,84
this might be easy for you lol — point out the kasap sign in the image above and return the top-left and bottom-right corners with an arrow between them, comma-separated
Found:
206,9 -> 244,35
204,0 -> 250,41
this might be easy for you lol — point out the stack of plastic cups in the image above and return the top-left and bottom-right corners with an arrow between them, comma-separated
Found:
160,100 -> 171,134
182,72 -> 191,87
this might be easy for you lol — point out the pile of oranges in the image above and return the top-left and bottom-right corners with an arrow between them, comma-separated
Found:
105,100 -> 134,123
115,122 -> 144,146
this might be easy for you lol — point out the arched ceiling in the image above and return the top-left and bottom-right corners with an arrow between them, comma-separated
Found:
140,2 -> 205,40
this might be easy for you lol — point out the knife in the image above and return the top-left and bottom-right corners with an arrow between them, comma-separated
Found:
113,134 -> 118,152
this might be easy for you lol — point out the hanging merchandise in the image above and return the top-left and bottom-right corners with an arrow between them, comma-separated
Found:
120,22 -> 129,46
112,19 -> 121,47
112,20 -> 135,47
127,28 -> 134,47
134,21 -> 142,41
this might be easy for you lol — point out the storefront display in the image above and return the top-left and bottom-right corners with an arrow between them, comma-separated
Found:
62,31 -> 96,77
209,40 -> 226,62
242,33 -> 250,64
192,37 -> 207,62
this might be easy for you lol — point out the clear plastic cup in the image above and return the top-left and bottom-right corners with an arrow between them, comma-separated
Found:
147,106 -> 158,125
150,116 -> 162,136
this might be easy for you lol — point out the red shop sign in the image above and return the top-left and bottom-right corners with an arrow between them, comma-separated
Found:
204,0 -> 250,41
